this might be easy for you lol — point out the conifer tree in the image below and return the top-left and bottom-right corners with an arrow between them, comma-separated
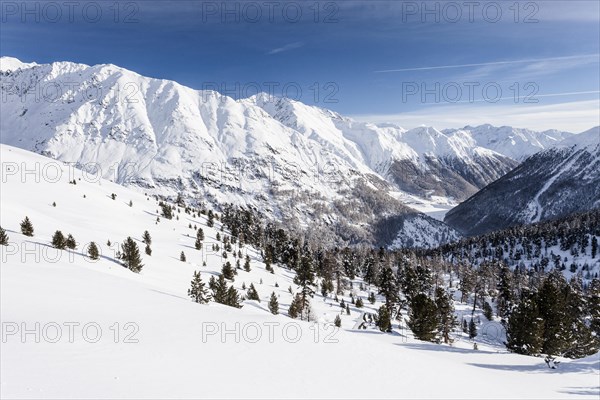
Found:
51,230 -> 66,249
0,226 -> 8,245
88,242 -> 99,260
160,203 -> 173,219
142,231 -> 152,246
121,237 -> 144,273
288,294 -> 303,319
211,274 -> 229,304
378,266 -> 399,312
563,277 -> 599,358
468,319 -> 477,340
65,234 -> 76,250
145,244 -> 152,256
334,314 -> 341,327
268,292 -> 279,315
180,251 -> 186,262
496,263 -> 514,321
482,301 -> 493,321
293,248 -> 316,320
435,287 -> 456,344
368,292 -> 376,304
346,303 -> 350,315
588,279 -> 600,339
376,305 -> 392,333
407,293 -> 437,341
246,283 -> 260,302
355,297 -> 364,308
226,286 -> 242,308
195,229 -> 203,250
592,236 -> 598,259
243,255 -> 251,272
188,271 -> 210,304
222,262 -> 235,280
538,271 -> 570,356
20,216 -> 34,237
506,290 -> 544,355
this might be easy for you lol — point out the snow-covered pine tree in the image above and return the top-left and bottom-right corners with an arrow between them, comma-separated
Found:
20,216 -> 34,237
145,244 -> 152,256
180,251 -> 186,262
243,255 -> 251,272
188,271 -> 210,304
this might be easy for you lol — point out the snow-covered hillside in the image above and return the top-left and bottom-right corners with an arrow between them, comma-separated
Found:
445,127 -> 600,236
1,144 -> 599,399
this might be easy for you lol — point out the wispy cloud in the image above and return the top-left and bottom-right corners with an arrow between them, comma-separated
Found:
267,42 -> 305,55
374,54 -> 599,73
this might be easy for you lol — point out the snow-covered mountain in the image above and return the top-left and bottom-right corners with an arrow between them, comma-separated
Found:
252,96 -> 518,200
0,56 -> 583,247
0,56 -> 465,248
445,127 -> 600,236
444,124 -> 574,161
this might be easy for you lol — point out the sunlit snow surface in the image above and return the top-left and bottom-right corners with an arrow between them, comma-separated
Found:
1,145 -> 598,399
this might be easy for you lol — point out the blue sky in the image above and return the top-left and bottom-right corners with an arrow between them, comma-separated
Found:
1,0 -> 599,131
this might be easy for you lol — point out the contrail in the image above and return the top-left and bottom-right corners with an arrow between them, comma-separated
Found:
374,54 -> 599,73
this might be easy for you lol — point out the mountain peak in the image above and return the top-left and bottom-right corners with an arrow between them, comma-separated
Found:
0,56 -> 38,72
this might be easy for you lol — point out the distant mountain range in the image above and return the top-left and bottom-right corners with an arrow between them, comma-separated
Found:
1,56 -> 596,247
445,127 -> 600,236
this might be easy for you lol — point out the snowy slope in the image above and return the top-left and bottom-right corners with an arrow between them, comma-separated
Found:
445,127 -> 600,236
1,144 -> 599,399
